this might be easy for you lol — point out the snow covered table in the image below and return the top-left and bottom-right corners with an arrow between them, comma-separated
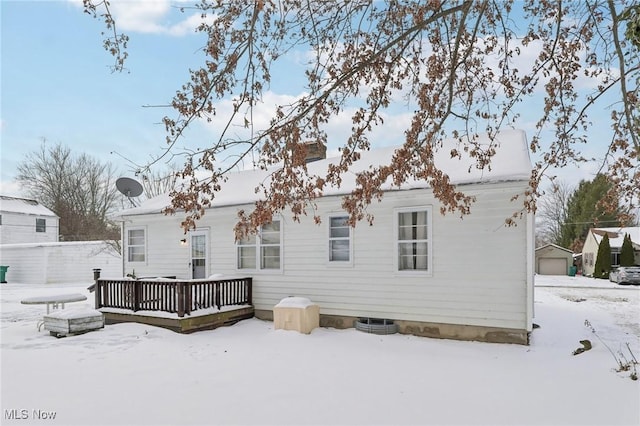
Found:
43,309 -> 104,337
273,297 -> 319,334
21,293 -> 88,331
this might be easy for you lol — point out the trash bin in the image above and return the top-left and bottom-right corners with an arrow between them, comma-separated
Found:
568,265 -> 577,277
0,266 -> 8,283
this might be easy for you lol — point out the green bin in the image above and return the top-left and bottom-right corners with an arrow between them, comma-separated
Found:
568,265 -> 577,277
0,266 -> 8,283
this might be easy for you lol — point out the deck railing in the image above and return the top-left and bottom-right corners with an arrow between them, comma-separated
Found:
94,277 -> 253,317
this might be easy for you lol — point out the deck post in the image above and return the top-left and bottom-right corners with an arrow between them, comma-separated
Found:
103,282 -> 109,307
92,269 -> 102,309
177,282 -> 185,317
185,282 -> 192,315
94,279 -> 102,309
215,282 -> 221,309
133,281 -> 141,312
246,277 -> 253,305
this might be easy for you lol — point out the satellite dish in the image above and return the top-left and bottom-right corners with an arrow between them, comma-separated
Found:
116,177 -> 143,207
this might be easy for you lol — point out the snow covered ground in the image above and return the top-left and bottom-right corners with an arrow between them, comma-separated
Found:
1,275 -> 638,426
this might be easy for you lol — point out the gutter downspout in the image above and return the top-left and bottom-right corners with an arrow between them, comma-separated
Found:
120,220 -> 125,278
526,210 -> 535,334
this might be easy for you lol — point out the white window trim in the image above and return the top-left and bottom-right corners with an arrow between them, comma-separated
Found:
236,220 -> 283,273
394,206 -> 433,276
327,213 -> 354,267
126,226 -> 147,264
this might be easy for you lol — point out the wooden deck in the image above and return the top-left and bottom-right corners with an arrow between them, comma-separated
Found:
101,306 -> 255,333
92,276 -> 253,333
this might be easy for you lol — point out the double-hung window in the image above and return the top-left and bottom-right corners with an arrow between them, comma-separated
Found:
237,220 -> 281,270
329,215 -> 351,263
396,207 -> 431,272
36,218 -> 46,233
127,228 -> 146,263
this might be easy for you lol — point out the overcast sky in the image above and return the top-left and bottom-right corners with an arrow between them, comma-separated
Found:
0,0 -> 618,200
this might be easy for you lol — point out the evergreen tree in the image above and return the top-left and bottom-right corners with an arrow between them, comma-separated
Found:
619,234 -> 635,266
558,175 -> 628,251
593,234 -> 612,279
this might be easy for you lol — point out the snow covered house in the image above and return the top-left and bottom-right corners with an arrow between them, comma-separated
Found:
0,196 -> 59,244
581,227 -> 640,276
111,130 -> 535,344
0,196 -> 121,284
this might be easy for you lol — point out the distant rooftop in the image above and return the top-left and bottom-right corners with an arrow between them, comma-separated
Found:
0,195 -> 58,217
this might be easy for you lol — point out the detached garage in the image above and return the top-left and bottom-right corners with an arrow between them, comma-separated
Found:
535,244 -> 574,275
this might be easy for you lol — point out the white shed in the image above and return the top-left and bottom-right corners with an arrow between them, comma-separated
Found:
112,130 -> 535,344
0,196 -> 59,244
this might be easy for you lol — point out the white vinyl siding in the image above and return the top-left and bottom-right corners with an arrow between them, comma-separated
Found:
396,207 -> 432,273
119,180 -> 532,333
328,215 -> 351,263
127,228 -> 146,263
237,221 -> 282,270
0,211 -> 59,244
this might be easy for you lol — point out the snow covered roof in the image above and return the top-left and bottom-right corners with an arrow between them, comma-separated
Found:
591,227 -> 640,249
535,243 -> 574,254
0,196 -> 58,217
116,129 -> 532,218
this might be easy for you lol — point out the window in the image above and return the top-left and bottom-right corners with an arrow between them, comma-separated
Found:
36,218 -> 46,233
396,208 -> 431,272
611,251 -> 621,267
237,220 -> 281,270
329,215 -> 351,262
127,228 -> 146,262
237,234 -> 257,269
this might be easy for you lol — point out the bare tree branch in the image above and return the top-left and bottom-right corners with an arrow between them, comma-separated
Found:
82,0 -> 639,237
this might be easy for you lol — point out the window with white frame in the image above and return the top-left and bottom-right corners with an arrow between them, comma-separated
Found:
237,220 -> 281,270
127,228 -> 146,262
396,208 -> 431,272
237,233 -> 257,269
611,251 -> 621,267
329,215 -> 351,262
36,218 -> 46,232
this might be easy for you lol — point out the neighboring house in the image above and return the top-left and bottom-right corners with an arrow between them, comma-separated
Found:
112,129 -> 535,344
535,244 -> 574,275
0,196 -> 59,244
582,227 -> 640,276
0,196 -> 120,284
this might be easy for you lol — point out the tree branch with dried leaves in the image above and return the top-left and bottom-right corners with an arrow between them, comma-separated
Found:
84,0 -> 639,237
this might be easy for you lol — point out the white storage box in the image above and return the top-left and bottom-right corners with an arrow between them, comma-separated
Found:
273,297 -> 319,334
